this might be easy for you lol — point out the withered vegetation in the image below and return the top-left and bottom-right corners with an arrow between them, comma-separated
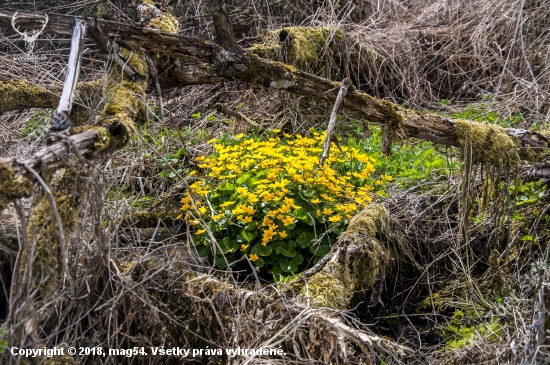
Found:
1,0 -> 550,364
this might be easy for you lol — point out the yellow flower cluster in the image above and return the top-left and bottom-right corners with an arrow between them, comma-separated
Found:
178,130 -> 389,269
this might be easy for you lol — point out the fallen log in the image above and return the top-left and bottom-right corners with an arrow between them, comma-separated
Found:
1,10 -> 549,161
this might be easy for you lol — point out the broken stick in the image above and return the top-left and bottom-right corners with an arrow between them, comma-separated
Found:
49,18 -> 87,132
320,78 -> 352,166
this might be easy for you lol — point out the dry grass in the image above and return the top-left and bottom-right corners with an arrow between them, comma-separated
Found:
1,0 -> 550,364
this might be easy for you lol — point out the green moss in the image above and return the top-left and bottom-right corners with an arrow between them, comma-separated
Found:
418,293 -> 443,312
249,27 -> 344,71
341,203 -> 389,239
248,32 -> 281,59
0,79 -> 59,112
119,48 -> 149,77
284,27 -> 343,66
289,204 -> 391,310
358,43 -> 385,66
0,161 -> 34,212
148,13 -> 179,34
454,119 -> 519,166
26,169 -> 87,297
303,262 -> 352,309
245,53 -> 297,88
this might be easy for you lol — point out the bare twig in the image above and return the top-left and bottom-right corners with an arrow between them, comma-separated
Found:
320,78 -> 351,166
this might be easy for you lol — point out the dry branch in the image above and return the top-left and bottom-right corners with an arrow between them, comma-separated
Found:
320,78 -> 351,165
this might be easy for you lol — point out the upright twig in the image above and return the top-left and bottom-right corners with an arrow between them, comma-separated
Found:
320,78 -> 352,166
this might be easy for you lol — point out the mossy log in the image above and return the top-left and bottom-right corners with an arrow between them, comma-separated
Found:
284,204 -> 393,310
0,79 -> 59,112
1,10 -> 549,162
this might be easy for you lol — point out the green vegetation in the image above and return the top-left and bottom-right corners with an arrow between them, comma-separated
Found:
443,310 -> 501,350
178,130 -> 391,278
21,110 -> 50,139
350,124 -> 455,188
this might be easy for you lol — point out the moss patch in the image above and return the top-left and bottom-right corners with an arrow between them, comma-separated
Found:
118,48 -> 150,77
0,161 -> 34,212
304,262 -> 352,309
250,27 -> 344,70
342,204 -> 391,293
26,168 -> 88,297
245,53 -> 297,88
148,13 -> 179,34
454,119 -> 519,166
0,79 -> 59,112
290,204 -> 392,310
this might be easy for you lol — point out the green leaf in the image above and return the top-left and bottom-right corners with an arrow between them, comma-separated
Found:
280,259 -> 298,273
236,174 -> 251,185
255,258 -> 265,268
241,229 -> 258,243
295,207 -> 311,223
191,112 -> 201,118
270,266 -> 282,279
218,182 -> 235,195
244,221 -> 259,231
195,244 -> 211,258
291,253 -> 304,265
296,231 -> 315,248
217,236 -> 233,254
214,256 -> 229,269
251,244 -> 272,256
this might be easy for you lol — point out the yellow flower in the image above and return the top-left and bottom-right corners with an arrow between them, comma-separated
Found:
328,214 -> 343,223
249,253 -> 259,262
195,229 -> 205,234
282,216 -> 295,226
311,198 -> 320,204
263,192 -> 276,202
199,206 -> 207,215
263,229 -> 277,241
189,219 -> 200,226
323,208 -> 334,215
320,193 -> 334,202
279,231 -> 288,238
280,204 -> 291,213
235,133 -> 244,139
243,216 -> 253,223
241,244 -> 249,251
